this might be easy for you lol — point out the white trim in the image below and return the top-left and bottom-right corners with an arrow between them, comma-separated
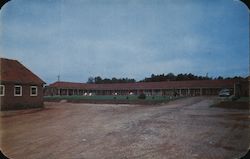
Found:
0,85 -> 5,96
14,85 -> 22,96
30,86 -> 38,96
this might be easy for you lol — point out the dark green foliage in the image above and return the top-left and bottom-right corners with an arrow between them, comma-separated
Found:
87,76 -> 136,84
138,93 -> 146,99
140,73 -> 213,82
231,96 -> 239,101
87,74 -> 247,83
87,76 -> 94,83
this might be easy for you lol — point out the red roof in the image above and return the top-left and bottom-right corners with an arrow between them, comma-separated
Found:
0,58 -> 45,84
49,79 -> 236,90
49,81 -> 84,88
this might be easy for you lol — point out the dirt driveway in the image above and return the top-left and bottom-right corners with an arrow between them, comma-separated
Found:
0,97 -> 249,159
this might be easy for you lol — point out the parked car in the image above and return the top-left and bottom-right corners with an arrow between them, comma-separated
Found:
219,89 -> 230,97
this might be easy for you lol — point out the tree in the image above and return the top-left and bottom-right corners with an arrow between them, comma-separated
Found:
166,73 -> 175,81
94,76 -> 102,84
88,76 -> 136,84
217,76 -> 224,80
87,77 -> 94,83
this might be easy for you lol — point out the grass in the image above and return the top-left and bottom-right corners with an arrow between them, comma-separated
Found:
219,96 -> 249,102
44,95 -> 179,103
235,97 -> 249,102
212,96 -> 249,109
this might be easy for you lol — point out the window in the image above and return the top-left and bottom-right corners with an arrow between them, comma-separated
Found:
0,85 -> 5,96
30,86 -> 38,96
14,85 -> 22,96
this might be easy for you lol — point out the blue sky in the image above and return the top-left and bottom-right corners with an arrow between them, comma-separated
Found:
0,0 -> 249,84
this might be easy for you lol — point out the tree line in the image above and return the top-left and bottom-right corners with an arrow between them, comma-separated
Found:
87,73 -> 247,84
87,76 -> 136,84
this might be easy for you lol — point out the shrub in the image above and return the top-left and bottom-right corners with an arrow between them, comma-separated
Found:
231,96 -> 239,101
138,93 -> 146,99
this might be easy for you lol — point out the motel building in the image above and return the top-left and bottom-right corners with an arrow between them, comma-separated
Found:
0,58 -> 46,110
44,79 -> 248,97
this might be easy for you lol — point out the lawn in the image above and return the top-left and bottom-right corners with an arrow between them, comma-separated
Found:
212,96 -> 249,109
235,97 -> 249,102
44,95 -> 179,103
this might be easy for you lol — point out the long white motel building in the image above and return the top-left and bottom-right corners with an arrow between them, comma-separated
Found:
44,79 -> 249,97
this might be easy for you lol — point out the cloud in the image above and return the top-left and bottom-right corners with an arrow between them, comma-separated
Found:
0,0 -> 248,83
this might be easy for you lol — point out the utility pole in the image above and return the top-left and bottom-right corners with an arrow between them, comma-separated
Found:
57,74 -> 60,82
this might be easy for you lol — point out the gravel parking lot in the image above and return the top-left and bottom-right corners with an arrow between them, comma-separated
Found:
0,97 -> 249,159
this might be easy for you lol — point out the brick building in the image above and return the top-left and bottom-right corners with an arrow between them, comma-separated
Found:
0,58 -> 45,110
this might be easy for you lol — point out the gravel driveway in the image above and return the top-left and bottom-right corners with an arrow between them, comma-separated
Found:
0,96 -> 249,159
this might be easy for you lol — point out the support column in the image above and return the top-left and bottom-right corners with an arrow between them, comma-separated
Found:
234,83 -> 236,96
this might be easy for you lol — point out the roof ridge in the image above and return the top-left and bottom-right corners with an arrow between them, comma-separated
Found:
0,58 -> 45,84
0,57 -> 18,61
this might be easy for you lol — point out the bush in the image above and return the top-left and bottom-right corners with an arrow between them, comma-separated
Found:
231,96 -> 239,101
138,93 -> 146,99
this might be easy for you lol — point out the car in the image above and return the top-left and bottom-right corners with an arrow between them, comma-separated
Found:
219,89 -> 230,97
